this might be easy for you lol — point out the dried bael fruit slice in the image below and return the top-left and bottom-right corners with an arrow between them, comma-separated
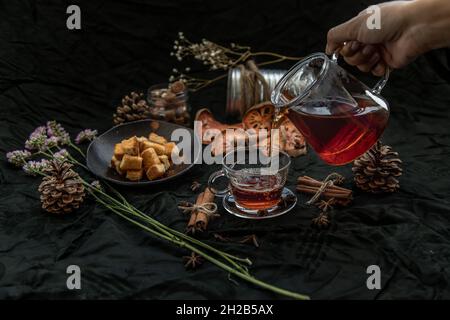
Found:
243,102 -> 306,157
242,102 -> 275,131
279,117 -> 307,157
194,108 -> 242,144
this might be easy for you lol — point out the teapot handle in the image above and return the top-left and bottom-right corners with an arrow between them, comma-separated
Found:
331,51 -> 390,95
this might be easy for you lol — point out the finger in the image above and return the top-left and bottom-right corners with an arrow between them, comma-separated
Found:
340,41 -> 361,57
371,62 -> 386,77
357,53 -> 380,73
326,15 -> 364,54
343,45 -> 376,66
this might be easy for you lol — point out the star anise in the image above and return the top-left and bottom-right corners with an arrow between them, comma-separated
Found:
239,234 -> 259,248
312,212 -> 330,228
190,181 -> 202,192
183,252 -> 204,269
316,198 -> 336,212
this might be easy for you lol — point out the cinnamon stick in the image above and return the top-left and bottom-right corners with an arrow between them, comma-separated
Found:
298,176 -> 350,192
296,186 -> 351,199
296,175 -> 353,204
195,188 -> 215,231
187,191 -> 205,232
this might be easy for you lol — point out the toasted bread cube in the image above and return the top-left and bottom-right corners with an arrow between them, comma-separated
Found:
111,156 -> 124,175
126,169 -> 143,181
119,154 -> 143,171
164,142 -> 177,158
149,132 -> 167,145
146,164 -> 166,180
121,136 -> 139,155
114,143 -> 125,160
140,140 -> 152,152
141,141 -> 165,155
141,148 -> 161,169
158,155 -> 171,171
137,137 -> 149,151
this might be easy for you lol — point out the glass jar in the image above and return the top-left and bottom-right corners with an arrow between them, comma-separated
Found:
147,83 -> 191,126
226,68 -> 286,117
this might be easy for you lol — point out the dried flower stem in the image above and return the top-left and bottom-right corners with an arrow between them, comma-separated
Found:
88,185 -> 309,299
170,33 -> 303,92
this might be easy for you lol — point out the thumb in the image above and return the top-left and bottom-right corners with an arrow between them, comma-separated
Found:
326,15 -> 363,54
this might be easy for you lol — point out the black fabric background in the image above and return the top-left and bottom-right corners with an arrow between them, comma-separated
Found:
1,0 -> 450,299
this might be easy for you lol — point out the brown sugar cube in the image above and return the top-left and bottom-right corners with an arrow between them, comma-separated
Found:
164,142 -> 177,158
169,80 -> 186,94
126,169 -> 144,181
111,156 -> 124,175
114,143 -> 125,160
119,154 -> 143,171
146,163 -> 166,180
121,136 -> 139,155
137,136 -> 147,143
158,155 -> 171,171
141,148 -> 161,169
154,98 -> 167,109
150,89 -> 164,99
140,140 -> 165,155
140,140 -> 153,152
149,132 -> 167,145
162,91 -> 176,103
137,137 -> 148,153
150,141 -> 166,155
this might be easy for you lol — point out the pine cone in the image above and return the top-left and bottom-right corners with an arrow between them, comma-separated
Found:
352,141 -> 402,193
113,92 -> 151,125
38,160 -> 85,214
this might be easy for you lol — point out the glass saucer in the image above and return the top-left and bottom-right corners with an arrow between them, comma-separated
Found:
222,188 -> 297,220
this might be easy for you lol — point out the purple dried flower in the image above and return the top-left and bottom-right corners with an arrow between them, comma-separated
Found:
44,136 -> 59,149
25,126 -> 47,150
6,150 -> 32,167
54,149 -> 69,162
75,129 -> 98,144
46,121 -> 70,145
22,159 -> 50,176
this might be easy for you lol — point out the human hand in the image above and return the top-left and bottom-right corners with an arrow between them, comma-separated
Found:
326,0 -> 450,76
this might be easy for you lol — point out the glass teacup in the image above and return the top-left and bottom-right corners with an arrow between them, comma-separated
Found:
208,148 -> 291,213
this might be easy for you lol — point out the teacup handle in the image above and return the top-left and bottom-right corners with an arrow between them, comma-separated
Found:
207,169 -> 230,197
331,50 -> 390,95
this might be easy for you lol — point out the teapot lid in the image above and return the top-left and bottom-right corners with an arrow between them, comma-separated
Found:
271,52 -> 329,108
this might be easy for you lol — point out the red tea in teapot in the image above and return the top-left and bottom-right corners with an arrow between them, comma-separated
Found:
287,95 -> 389,165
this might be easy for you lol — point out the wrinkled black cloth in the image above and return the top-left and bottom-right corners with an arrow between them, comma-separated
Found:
1,0 -> 450,300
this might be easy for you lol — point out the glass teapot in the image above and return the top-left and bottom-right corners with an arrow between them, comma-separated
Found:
271,52 -> 390,165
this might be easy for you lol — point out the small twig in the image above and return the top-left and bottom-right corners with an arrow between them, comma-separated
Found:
213,233 -> 232,242
239,234 -> 260,248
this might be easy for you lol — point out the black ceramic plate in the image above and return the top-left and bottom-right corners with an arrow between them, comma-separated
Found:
86,120 -> 197,186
